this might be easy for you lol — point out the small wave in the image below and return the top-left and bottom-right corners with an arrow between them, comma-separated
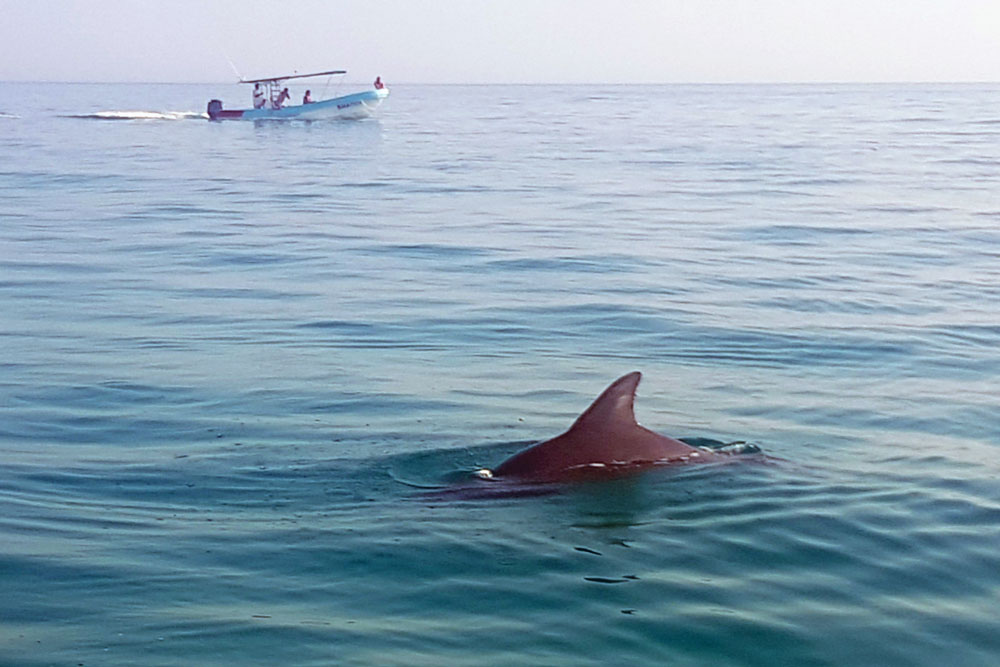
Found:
0,111 -> 18,119
63,110 -> 208,121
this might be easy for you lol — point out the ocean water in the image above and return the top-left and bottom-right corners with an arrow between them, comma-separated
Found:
1,81 -> 999,665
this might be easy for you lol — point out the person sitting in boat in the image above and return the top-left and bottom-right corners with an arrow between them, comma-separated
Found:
303,89 -> 314,104
374,76 -> 385,90
273,87 -> 290,109
252,83 -> 266,109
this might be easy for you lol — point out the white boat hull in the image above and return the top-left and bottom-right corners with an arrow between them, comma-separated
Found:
208,88 -> 388,121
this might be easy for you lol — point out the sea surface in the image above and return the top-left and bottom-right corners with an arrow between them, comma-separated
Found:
1,81 -> 999,666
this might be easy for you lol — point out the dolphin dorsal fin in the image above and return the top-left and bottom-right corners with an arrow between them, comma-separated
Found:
568,371 -> 641,433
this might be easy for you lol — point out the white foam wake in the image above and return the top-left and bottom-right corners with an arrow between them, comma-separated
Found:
66,110 -> 208,121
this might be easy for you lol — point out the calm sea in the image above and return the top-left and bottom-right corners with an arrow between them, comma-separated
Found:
1,81 -> 999,666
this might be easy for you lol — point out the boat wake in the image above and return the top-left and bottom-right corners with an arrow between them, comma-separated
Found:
63,110 -> 208,121
0,111 -> 18,119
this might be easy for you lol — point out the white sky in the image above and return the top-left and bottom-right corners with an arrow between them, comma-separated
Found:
2,0 -> 999,83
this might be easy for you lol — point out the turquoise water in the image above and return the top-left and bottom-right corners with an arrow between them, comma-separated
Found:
2,82 -> 999,665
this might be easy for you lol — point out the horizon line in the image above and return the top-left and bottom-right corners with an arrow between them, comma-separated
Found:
2,79 -> 999,87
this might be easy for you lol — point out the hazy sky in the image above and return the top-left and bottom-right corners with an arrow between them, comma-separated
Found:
2,0 -> 998,84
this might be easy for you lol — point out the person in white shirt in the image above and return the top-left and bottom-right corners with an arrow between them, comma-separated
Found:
252,83 -> 266,109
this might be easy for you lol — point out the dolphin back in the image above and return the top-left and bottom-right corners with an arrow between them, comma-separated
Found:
491,371 -> 698,480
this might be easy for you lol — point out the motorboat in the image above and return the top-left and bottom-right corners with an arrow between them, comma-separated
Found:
207,69 -> 388,121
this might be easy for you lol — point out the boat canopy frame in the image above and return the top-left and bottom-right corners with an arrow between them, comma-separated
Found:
240,69 -> 347,108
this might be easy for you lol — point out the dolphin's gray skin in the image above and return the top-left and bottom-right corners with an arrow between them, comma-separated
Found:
485,371 -> 715,482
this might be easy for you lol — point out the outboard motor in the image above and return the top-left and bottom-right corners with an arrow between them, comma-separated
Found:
206,99 -> 224,120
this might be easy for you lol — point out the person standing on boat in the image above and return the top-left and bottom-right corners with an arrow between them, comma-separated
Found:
273,87 -> 290,109
303,89 -> 314,104
374,76 -> 385,90
252,83 -> 266,109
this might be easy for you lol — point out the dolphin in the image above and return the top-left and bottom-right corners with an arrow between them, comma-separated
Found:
480,371 -> 717,482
